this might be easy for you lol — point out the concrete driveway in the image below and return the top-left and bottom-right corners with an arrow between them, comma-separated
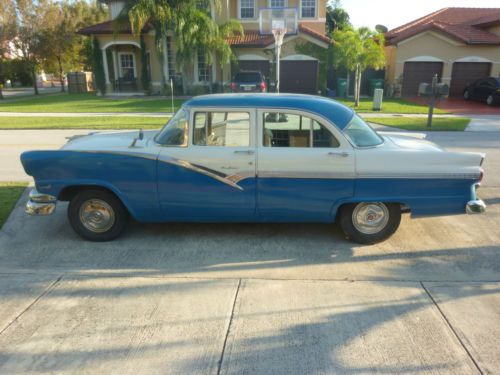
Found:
0,130 -> 499,374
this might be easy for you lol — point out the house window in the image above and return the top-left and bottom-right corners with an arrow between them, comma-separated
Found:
301,0 -> 316,18
239,0 -> 255,19
119,53 -> 135,80
166,36 -> 175,79
197,48 -> 211,82
270,0 -> 286,7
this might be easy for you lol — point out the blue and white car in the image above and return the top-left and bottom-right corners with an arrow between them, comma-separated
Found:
21,94 -> 486,244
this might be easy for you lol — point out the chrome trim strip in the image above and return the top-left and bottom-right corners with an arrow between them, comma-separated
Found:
356,172 -> 482,180
29,189 -> 57,203
258,171 -> 355,179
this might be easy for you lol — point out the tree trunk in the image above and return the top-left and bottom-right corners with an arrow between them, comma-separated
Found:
357,68 -> 363,106
58,57 -> 65,93
354,65 -> 359,107
32,63 -> 39,95
346,71 -> 350,99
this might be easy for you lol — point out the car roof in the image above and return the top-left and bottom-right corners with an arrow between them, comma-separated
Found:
183,94 -> 355,130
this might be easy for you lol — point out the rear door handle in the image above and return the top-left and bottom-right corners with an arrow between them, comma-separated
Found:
328,151 -> 350,158
234,150 -> 255,155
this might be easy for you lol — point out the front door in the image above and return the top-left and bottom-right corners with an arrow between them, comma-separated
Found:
157,108 -> 257,219
257,110 -> 355,221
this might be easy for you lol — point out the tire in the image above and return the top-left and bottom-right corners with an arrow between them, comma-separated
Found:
463,90 -> 470,100
486,95 -> 494,106
338,202 -> 401,245
68,188 -> 129,241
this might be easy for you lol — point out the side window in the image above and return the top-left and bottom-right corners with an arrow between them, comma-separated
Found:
194,112 -> 250,147
263,112 -> 339,148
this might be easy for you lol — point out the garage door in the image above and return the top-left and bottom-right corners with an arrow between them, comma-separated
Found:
449,62 -> 491,97
232,60 -> 270,79
402,62 -> 443,97
280,60 -> 318,94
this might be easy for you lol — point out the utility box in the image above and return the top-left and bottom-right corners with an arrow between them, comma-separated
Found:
373,88 -> 383,111
67,72 -> 94,93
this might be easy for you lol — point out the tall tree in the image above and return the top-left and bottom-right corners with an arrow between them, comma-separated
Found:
119,0 -> 242,94
332,27 -> 386,107
0,0 -> 17,98
326,0 -> 351,34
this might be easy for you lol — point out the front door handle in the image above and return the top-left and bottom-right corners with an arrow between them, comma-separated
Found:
328,151 -> 350,158
234,150 -> 255,155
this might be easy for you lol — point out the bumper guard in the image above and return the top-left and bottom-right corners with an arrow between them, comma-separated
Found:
466,199 -> 486,215
26,189 -> 56,216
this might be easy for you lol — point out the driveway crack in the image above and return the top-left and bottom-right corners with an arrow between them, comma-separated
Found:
420,281 -> 483,375
0,275 -> 63,336
217,278 -> 241,375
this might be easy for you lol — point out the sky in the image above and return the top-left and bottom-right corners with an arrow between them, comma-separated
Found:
339,0 -> 500,30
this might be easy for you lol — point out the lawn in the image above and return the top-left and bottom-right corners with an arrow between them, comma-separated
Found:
337,98 -> 448,114
0,116 -> 168,129
365,117 -> 470,131
0,182 -> 28,228
0,93 -> 185,113
0,92 -> 446,115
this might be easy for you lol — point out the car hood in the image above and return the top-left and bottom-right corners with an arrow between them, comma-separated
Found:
61,130 -> 158,151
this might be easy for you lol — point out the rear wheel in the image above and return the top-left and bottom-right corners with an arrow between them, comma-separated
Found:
463,90 -> 470,100
339,202 -> 401,244
68,189 -> 129,241
486,95 -> 494,106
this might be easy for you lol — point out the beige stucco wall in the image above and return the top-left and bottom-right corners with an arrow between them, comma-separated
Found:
386,31 -> 500,87
488,25 -> 500,37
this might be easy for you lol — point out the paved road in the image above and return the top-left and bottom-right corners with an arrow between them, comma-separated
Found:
0,129 -> 499,374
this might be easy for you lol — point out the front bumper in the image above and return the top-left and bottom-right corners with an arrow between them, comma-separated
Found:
466,199 -> 486,214
25,189 -> 56,216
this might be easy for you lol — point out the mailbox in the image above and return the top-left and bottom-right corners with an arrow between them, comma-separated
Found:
437,83 -> 449,96
418,83 -> 432,96
418,82 -> 449,97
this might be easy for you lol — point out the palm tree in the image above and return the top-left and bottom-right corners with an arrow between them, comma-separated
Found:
118,0 -> 242,94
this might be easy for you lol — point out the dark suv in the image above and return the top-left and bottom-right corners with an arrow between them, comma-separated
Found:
463,77 -> 500,106
229,71 -> 267,93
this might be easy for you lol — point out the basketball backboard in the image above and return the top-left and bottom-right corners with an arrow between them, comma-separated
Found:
259,7 -> 298,35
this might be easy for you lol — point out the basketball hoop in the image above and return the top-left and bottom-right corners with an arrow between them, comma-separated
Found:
272,28 -> 287,93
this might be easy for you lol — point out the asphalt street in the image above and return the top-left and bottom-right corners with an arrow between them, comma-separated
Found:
0,127 -> 498,374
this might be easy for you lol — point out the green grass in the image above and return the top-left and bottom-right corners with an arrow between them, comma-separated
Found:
0,116 -> 168,129
337,98 -> 448,114
0,93 -> 186,113
365,117 -> 470,131
0,182 -> 28,228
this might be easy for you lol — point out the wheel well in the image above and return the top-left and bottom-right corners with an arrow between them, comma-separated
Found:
336,202 -> 410,216
58,185 -> 120,202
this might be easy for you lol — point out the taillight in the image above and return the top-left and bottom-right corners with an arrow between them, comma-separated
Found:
260,82 -> 267,91
229,82 -> 237,90
479,170 -> 484,183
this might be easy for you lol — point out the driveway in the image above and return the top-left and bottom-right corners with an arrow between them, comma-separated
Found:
409,97 -> 500,115
0,130 -> 499,374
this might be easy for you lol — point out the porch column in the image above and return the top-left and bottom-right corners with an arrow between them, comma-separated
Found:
112,48 -> 119,79
102,49 -> 110,84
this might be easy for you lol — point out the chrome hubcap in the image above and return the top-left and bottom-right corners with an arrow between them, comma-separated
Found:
487,96 -> 493,105
352,203 -> 389,235
79,199 -> 115,233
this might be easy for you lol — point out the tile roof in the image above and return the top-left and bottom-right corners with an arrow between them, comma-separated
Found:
226,24 -> 331,47
78,20 -> 152,35
386,7 -> 500,45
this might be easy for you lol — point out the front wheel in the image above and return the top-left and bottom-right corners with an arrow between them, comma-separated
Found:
68,189 -> 129,241
339,202 -> 401,244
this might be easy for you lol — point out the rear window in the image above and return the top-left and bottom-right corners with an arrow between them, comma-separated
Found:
234,72 -> 262,83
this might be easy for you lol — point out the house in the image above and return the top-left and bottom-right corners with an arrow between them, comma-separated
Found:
384,7 -> 500,97
79,0 -> 331,95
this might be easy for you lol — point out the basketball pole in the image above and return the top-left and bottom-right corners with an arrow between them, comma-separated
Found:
273,29 -> 286,94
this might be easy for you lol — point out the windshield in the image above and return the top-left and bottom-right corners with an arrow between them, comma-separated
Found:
343,115 -> 384,147
154,109 -> 188,146
234,72 -> 262,83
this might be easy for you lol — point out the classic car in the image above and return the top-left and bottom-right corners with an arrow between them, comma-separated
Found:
21,94 -> 486,244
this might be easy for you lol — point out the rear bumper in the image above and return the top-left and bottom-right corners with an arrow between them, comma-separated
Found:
466,199 -> 486,214
26,189 -> 56,216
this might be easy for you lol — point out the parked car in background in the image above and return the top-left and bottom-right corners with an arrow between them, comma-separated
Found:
229,71 -> 267,93
463,77 -> 500,106
21,94 -> 486,244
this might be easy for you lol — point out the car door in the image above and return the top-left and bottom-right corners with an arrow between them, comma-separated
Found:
157,108 -> 257,219
257,109 -> 355,221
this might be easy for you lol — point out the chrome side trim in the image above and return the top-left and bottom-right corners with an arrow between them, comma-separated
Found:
258,171 -> 355,179
26,200 -> 56,216
466,200 -> 486,214
356,172 -> 482,180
